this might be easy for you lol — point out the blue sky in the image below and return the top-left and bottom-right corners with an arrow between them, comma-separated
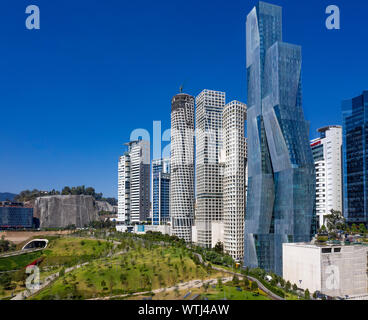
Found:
0,0 -> 367,197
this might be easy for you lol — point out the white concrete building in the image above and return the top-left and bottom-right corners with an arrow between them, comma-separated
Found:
310,126 -> 342,228
211,221 -> 225,248
222,101 -> 247,262
195,89 -> 226,248
170,93 -> 195,242
283,242 -> 368,298
117,140 -> 150,230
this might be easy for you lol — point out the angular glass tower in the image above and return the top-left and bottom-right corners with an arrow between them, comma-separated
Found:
342,91 -> 368,226
245,1 -> 316,275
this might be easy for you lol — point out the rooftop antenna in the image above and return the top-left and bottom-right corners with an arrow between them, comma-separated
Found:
179,80 -> 186,93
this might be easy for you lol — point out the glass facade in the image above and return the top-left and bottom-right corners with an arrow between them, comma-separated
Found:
244,1 -> 316,275
0,206 -> 33,229
152,159 -> 170,225
342,91 -> 368,225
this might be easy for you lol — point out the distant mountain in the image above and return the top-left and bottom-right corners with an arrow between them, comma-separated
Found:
0,193 -> 17,201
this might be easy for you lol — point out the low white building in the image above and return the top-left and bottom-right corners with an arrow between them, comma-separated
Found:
211,221 -> 224,248
283,242 -> 368,298
192,221 -> 224,248
134,224 -> 171,235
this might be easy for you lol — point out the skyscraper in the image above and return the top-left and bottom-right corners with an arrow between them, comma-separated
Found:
195,89 -> 226,248
245,1 -> 316,275
117,140 -> 150,229
342,91 -> 368,226
310,126 -> 343,228
152,158 -> 170,225
223,100 -> 247,261
170,93 -> 195,241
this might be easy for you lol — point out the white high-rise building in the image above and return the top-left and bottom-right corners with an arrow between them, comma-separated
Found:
117,140 -> 150,230
195,89 -> 226,248
170,93 -> 195,242
310,126 -> 343,228
222,101 -> 247,261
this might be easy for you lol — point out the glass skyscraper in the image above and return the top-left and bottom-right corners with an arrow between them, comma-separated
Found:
152,158 -> 170,225
342,91 -> 368,226
244,1 -> 316,275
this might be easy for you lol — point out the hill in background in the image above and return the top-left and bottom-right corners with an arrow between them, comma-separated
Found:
0,193 -> 17,201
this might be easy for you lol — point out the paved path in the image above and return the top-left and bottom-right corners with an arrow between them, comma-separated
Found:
11,262 -> 90,300
89,276 -> 233,300
210,266 -> 285,301
192,251 -> 285,301
0,248 -> 43,259
11,241 -> 122,300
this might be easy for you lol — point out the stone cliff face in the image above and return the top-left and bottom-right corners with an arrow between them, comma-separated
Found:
34,195 -> 99,228
95,201 -> 118,214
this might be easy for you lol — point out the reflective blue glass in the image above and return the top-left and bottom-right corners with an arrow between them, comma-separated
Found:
342,91 -> 368,225
245,1 -> 316,275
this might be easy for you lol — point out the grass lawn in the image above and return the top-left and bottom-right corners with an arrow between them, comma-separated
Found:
0,251 -> 44,272
0,237 -> 114,300
124,283 -> 270,301
204,285 -> 270,300
30,245 -> 220,300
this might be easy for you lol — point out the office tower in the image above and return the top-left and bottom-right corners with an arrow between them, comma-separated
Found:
170,93 -> 195,241
310,126 -> 343,228
195,89 -> 226,248
245,1 -> 316,275
117,140 -> 150,227
342,91 -> 368,226
152,158 -> 171,225
222,101 -> 247,261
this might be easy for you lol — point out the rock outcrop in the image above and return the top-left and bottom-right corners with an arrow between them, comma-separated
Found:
95,201 -> 117,214
34,195 -> 99,228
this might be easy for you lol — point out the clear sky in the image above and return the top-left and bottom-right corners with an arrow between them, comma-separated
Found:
0,0 -> 367,197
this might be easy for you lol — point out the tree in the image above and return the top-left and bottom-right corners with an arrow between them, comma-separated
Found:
305,289 -> 310,300
285,281 -> 291,292
292,284 -> 298,292
251,281 -> 258,291
244,267 -> 249,276
359,224 -> 367,235
351,224 -> 359,234
232,275 -> 239,285
325,210 -> 345,233
214,241 -> 224,254
0,273 -> 12,290
318,225 -> 328,235
313,291 -> 318,299
279,278 -> 285,288
244,278 -> 250,288
217,277 -> 223,288
61,186 -> 71,195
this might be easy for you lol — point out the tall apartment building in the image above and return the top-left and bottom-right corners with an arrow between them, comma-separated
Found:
245,2 -> 315,275
170,93 -> 195,242
152,158 -> 170,225
117,140 -> 150,229
222,101 -> 247,261
195,89 -> 226,248
310,126 -> 343,228
342,91 -> 368,226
